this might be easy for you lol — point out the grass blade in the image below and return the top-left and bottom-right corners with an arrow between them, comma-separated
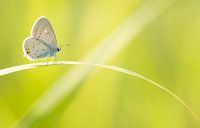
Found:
0,61 -> 199,126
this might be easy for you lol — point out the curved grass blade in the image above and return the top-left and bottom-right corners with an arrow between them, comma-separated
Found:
0,61 -> 199,126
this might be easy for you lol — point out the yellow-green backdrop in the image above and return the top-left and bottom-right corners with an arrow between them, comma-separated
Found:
1,0 -> 200,128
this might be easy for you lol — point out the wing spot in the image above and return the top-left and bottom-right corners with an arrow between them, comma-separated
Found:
37,56 -> 39,58
25,47 -> 31,54
42,49 -> 45,51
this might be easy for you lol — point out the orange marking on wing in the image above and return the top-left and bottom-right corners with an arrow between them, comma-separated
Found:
25,47 -> 31,54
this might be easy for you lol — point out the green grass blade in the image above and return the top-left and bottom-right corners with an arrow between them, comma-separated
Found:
0,61 -> 199,126
84,0 -> 176,63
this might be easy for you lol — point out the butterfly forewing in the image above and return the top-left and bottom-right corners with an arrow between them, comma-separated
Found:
31,16 -> 57,48
23,37 -> 52,60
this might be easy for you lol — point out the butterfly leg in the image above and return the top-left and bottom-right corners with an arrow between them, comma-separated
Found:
46,57 -> 49,65
54,55 -> 57,65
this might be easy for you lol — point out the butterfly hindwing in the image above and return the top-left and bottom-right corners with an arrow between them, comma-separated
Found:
31,16 -> 57,49
23,37 -> 52,60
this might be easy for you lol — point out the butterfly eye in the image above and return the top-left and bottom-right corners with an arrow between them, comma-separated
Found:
57,48 -> 61,52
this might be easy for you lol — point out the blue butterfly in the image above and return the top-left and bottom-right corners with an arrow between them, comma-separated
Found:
23,16 -> 60,60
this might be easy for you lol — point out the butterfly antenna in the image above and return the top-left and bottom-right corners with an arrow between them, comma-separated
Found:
59,43 -> 71,49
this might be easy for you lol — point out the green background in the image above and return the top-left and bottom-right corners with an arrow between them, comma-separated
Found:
1,0 -> 200,127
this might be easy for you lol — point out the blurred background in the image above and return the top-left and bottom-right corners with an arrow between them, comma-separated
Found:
1,0 -> 200,127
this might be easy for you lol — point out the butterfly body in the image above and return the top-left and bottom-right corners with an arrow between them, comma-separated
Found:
23,16 -> 60,60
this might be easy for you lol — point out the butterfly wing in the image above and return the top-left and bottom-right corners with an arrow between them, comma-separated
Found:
31,16 -> 57,48
22,37 -> 52,60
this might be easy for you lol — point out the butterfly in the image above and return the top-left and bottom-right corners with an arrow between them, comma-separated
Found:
22,16 -> 60,61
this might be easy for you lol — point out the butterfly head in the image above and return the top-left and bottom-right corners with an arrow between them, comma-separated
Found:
57,47 -> 61,52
